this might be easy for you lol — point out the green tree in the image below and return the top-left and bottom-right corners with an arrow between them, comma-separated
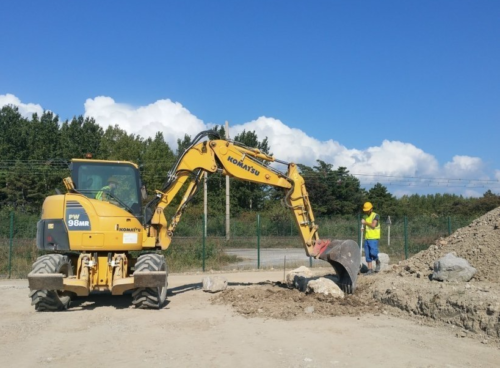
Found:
60,116 -> 104,159
469,190 -> 500,215
175,134 -> 192,156
99,125 -> 144,161
141,132 -> 176,193
0,161 -> 46,213
366,183 -> 398,216
0,106 -> 30,160
298,162 -> 364,216
328,166 -> 364,215
29,111 -> 61,160
297,163 -> 334,216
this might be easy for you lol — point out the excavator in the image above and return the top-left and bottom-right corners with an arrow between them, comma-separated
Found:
28,130 -> 360,310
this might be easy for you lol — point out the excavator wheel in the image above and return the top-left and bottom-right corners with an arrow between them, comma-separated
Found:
132,253 -> 168,309
29,254 -> 74,311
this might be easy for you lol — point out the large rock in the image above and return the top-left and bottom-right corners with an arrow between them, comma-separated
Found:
286,266 -> 314,291
432,253 -> 477,282
306,277 -> 344,299
286,267 -> 343,297
202,276 -> 228,293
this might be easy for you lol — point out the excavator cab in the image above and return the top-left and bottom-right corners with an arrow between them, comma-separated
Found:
70,159 -> 144,219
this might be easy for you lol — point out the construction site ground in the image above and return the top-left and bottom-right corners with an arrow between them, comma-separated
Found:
0,269 -> 498,368
2,207 -> 499,367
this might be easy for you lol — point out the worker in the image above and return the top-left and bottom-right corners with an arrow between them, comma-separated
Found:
361,201 -> 381,274
96,176 -> 119,201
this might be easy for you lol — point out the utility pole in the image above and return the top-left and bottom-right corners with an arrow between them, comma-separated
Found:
225,121 -> 230,241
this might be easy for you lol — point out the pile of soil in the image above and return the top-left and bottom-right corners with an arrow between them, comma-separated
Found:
213,206 -> 500,343
212,279 -> 400,320
393,206 -> 500,282
368,206 -> 500,342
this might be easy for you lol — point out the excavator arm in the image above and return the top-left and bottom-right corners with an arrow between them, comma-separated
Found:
144,131 -> 360,292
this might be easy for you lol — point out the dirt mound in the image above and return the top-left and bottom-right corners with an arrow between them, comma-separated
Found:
395,206 -> 500,282
371,206 -> 500,341
212,279 -> 400,320
371,276 -> 500,340
212,208 -> 500,343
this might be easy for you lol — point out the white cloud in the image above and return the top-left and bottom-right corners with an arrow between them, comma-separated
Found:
0,93 -> 44,118
493,170 -> 500,182
463,189 -> 483,198
352,140 -> 439,177
80,98 -> 498,195
230,117 -> 441,186
3,94 -> 498,196
83,96 -> 206,149
230,116 -> 356,167
443,156 -> 485,179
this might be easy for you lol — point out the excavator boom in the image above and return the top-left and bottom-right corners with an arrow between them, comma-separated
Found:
145,131 -> 360,292
29,129 -> 359,313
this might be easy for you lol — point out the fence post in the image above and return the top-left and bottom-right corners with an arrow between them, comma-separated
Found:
202,214 -> 206,272
386,216 -> 392,247
447,216 -> 452,236
257,213 -> 261,269
404,216 -> 408,260
357,213 -> 361,246
8,211 -> 14,279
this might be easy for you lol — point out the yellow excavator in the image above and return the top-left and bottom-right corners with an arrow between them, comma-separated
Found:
28,130 -> 360,310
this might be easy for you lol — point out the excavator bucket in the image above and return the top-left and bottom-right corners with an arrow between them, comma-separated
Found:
317,239 -> 360,294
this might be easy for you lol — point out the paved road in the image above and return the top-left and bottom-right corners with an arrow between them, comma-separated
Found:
223,247 -> 327,269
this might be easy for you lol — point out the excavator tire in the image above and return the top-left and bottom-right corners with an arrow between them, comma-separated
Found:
132,253 -> 168,309
29,254 -> 73,311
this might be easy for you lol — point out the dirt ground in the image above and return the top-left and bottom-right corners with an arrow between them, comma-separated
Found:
1,207 -> 499,367
0,270 -> 499,368
212,207 -> 500,342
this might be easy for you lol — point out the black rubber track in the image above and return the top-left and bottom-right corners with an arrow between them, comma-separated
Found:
132,253 -> 168,309
29,254 -> 73,311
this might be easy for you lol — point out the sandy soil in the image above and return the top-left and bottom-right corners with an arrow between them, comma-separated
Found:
1,270 -> 500,368
2,208 -> 499,367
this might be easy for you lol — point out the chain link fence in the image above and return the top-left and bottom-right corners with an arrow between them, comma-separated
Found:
0,211 -> 474,278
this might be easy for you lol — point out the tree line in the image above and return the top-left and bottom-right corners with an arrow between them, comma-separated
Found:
1,105 -> 499,221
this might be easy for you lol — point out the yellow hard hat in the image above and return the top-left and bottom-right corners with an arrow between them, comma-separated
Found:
363,202 -> 373,212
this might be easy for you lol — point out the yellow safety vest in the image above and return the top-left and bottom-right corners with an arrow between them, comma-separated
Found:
95,186 -> 111,201
364,212 -> 380,240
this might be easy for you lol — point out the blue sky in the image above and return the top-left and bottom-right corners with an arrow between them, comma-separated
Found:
1,1 -> 499,197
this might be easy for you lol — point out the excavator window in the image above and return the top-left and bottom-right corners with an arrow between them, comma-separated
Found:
70,161 -> 143,219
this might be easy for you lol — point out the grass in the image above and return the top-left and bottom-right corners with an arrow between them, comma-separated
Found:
0,237 -> 242,277
0,230 -> 456,278
163,238 -> 241,272
0,238 -> 39,278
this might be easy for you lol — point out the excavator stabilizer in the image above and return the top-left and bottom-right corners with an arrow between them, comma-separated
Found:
317,239 -> 360,294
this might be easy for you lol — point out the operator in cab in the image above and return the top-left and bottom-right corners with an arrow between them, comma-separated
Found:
96,176 -> 119,201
